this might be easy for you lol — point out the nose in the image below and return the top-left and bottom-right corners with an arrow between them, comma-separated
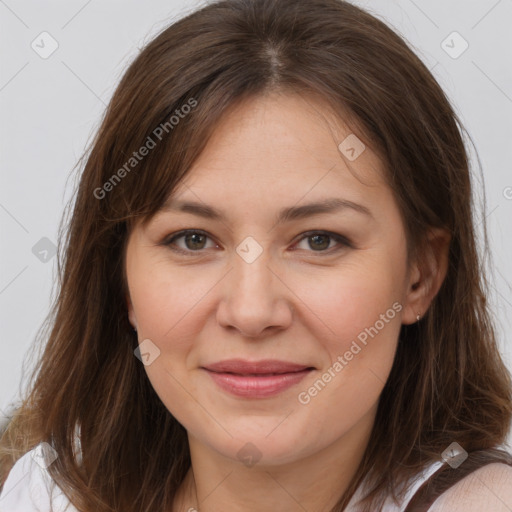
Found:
216,248 -> 294,339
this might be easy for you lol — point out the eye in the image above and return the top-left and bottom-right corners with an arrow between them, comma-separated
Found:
162,229 -> 352,256
163,229 -> 218,254
292,231 -> 352,254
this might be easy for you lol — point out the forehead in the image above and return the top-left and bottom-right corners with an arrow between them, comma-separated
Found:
171,92 -> 388,201
137,92 -> 404,239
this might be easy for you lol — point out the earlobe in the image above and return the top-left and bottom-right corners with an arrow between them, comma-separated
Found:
402,227 -> 451,325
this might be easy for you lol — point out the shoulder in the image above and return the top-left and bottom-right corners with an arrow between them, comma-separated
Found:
428,462 -> 512,512
351,460 -> 445,512
0,443 -> 78,512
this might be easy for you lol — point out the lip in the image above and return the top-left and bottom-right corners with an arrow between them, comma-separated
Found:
201,359 -> 314,398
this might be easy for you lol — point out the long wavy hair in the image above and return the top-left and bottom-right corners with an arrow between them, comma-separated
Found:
1,0 -> 511,510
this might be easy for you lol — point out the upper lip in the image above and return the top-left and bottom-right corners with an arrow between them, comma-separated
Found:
202,359 -> 313,375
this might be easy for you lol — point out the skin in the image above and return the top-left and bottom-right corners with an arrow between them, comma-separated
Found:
430,463 -> 512,511
125,91 -> 450,512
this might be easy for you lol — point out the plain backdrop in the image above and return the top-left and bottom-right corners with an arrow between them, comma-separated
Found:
1,0 -> 511,445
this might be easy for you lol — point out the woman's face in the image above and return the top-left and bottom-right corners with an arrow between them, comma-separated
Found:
125,92 -> 420,466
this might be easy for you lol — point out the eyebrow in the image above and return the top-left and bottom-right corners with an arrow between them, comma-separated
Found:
161,197 -> 373,224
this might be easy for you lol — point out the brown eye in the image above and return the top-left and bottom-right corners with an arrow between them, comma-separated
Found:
183,232 -> 207,250
164,230 -> 217,254
294,231 -> 352,253
163,229 -> 351,256
307,234 -> 331,251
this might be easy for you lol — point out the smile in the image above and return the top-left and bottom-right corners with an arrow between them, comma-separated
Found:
201,359 -> 315,398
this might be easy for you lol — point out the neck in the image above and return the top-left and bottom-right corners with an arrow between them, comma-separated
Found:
172,407 -> 376,512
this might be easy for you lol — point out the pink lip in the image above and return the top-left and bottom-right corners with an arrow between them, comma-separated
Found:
202,359 -> 314,398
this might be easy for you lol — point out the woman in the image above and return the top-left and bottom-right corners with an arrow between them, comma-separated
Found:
1,0 -> 511,510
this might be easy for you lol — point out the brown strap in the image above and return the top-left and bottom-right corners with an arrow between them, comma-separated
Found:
404,448 -> 512,512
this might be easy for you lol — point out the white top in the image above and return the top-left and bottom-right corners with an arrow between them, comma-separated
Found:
0,443 -> 78,512
1,443 -> 510,511
346,459 -> 444,511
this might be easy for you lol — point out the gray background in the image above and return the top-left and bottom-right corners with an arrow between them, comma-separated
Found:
1,0 -> 511,444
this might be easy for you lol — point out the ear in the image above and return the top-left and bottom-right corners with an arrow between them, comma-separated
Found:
401,227 -> 451,325
127,293 -> 138,331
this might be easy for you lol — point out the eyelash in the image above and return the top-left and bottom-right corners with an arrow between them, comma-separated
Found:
162,229 -> 353,256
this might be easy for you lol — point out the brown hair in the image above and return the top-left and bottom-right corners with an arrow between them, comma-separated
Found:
1,0 -> 511,510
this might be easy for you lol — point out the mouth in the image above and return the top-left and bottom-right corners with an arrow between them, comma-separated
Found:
201,359 -> 315,398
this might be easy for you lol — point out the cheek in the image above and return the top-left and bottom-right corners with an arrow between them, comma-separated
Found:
129,259 -> 215,348
303,258 -> 404,355
127,260 -> 215,427
293,274 -> 402,436
292,254 -> 405,420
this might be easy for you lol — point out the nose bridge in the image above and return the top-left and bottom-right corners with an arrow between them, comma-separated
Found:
231,238 -> 274,303
216,236 -> 292,337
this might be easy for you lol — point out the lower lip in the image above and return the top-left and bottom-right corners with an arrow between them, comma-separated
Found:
203,369 -> 312,398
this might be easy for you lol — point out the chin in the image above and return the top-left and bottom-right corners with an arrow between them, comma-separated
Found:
196,422 -> 319,468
